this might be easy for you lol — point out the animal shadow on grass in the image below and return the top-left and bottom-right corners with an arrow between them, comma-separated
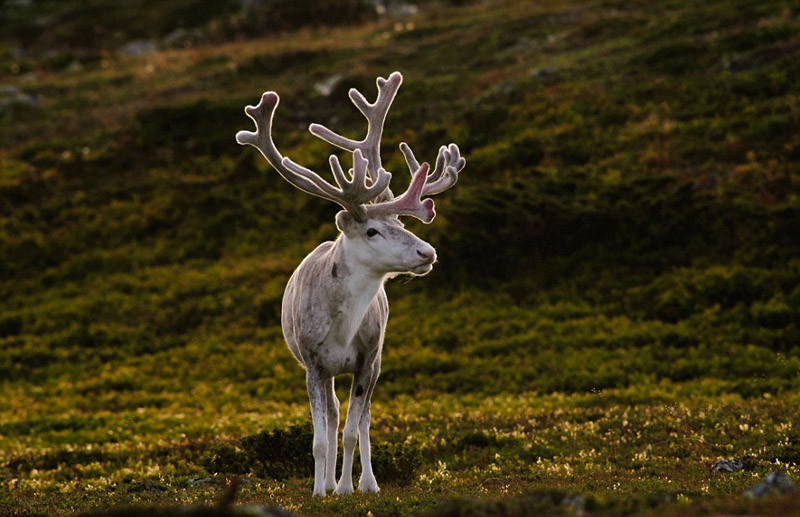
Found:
201,423 -> 421,486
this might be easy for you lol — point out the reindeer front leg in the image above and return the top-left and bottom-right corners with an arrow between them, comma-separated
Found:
306,369 -> 329,497
336,362 -> 377,494
324,377 -> 339,492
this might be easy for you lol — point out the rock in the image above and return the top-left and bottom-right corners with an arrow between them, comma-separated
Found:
505,36 -> 537,55
744,471 -> 797,499
371,1 -> 419,17
121,39 -> 158,57
722,54 -> 742,71
127,480 -> 168,493
529,67 -> 559,79
561,493 -> 586,516
711,459 -> 744,473
237,505 -> 297,517
0,85 -> 39,112
314,74 -> 344,97
163,28 -> 189,48
163,28 -> 203,49
474,81 -> 517,104
186,477 -> 218,486
239,0 -> 266,10
0,85 -> 20,96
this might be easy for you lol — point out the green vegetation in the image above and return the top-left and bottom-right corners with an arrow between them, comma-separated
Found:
1,0 -> 800,515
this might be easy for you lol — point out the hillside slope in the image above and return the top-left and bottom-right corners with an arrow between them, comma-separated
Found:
1,0 -> 800,515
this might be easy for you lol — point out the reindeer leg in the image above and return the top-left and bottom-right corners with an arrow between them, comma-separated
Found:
335,360 -> 375,495
324,377 -> 339,492
307,369 -> 328,497
358,357 -> 381,493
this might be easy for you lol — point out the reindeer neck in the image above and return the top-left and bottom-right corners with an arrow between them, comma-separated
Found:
326,235 -> 386,344
333,235 -> 386,297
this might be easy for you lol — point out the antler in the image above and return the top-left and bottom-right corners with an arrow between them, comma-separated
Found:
364,143 -> 466,223
399,142 -> 466,196
236,72 -> 466,224
235,92 -> 391,221
365,162 -> 435,222
309,72 -> 403,196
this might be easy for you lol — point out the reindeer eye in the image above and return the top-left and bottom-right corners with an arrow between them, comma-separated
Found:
366,228 -> 379,238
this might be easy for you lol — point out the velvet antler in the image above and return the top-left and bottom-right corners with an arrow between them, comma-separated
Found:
236,72 -> 466,223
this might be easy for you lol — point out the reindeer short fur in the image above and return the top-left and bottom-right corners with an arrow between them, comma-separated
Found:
236,72 -> 465,497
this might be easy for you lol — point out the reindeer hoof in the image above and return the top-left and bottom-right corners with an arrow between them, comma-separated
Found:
334,482 -> 354,495
333,485 -> 354,495
359,477 -> 380,494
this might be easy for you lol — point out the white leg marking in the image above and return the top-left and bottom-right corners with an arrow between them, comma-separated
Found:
307,370 -> 328,497
358,371 -> 380,493
324,377 -> 339,492
335,368 -> 372,495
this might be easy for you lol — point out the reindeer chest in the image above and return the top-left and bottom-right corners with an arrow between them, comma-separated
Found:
315,286 -> 384,376
311,336 -> 360,375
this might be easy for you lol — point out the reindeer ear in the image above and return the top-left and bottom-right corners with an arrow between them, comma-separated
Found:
335,210 -> 358,235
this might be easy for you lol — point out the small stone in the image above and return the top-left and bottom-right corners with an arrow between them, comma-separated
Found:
0,85 -> 20,96
313,74 -> 344,97
128,480 -> 168,493
371,0 -> 419,17
163,28 -> 202,49
163,28 -> 188,48
744,471 -> 797,499
710,459 -> 744,473
121,39 -> 158,57
237,504 -> 297,517
0,85 -> 39,112
561,493 -> 586,516
529,67 -> 558,79
186,477 -> 218,486
505,36 -> 537,55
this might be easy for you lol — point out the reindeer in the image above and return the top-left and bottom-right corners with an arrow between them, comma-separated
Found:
235,71 -> 465,497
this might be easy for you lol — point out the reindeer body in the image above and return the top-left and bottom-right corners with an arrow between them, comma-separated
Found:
282,236 -> 389,495
282,236 -> 389,378
236,72 -> 463,496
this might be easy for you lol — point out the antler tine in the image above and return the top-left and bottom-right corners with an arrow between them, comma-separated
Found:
398,142 -> 466,197
326,150 -> 393,206
365,162 -> 436,224
309,71 -> 403,180
236,91 -> 375,220
237,74 -> 465,225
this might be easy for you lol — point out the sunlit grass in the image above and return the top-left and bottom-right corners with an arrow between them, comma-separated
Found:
2,0 -> 800,514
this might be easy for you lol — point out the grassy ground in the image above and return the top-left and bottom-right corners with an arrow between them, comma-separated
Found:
2,0 -> 800,515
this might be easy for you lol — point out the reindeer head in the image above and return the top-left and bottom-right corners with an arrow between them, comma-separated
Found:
236,72 -> 465,276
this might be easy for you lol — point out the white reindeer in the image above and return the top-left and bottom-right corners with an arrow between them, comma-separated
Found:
235,71 -> 465,497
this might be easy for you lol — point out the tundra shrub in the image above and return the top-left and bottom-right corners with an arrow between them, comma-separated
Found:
371,440 -> 422,487
199,443 -> 248,475
240,423 -> 314,480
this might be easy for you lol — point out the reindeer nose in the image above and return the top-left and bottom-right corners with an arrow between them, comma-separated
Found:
417,249 -> 435,264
